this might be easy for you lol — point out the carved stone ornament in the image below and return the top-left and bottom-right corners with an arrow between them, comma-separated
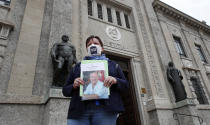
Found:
106,26 -> 121,41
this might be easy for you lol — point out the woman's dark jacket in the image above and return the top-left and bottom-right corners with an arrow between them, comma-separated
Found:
62,59 -> 129,119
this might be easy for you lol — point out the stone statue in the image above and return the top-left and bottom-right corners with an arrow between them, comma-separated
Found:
167,62 -> 187,102
51,35 -> 77,87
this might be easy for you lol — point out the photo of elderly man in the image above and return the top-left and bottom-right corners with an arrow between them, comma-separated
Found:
83,71 -> 108,100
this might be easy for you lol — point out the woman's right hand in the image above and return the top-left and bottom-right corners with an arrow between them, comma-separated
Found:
73,78 -> 85,89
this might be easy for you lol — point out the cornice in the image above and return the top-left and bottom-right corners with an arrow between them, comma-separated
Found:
101,0 -> 132,11
0,19 -> 14,29
152,0 -> 210,34
0,4 -> 10,10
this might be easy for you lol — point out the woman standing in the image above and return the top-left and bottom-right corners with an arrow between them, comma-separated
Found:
62,35 -> 129,125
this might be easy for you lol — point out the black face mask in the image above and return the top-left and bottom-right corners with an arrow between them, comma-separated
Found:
90,46 -> 97,55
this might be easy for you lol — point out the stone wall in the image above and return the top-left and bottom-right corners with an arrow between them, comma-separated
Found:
152,1 -> 210,125
0,89 -> 70,125
43,89 -> 70,125
0,0 -> 27,94
198,108 -> 210,125
0,0 -> 72,124
33,0 -> 73,97
0,104 -> 44,125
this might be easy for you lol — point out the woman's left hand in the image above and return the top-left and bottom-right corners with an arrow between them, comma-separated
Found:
104,76 -> 117,87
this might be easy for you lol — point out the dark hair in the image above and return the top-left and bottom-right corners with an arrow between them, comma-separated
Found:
86,35 -> 103,48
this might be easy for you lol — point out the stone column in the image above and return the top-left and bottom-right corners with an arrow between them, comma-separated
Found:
7,0 -> 46,95
120,11 -> 126,28
198,29 -> 210,96
111,8 -> 117,24
79,0 -> 89,59
92,0 -> 97,18
131,57 -> 149,125
0,0 -> 20,94
102,4 -> 107,22
133,0 -> 178,124
43,89 -> 70,125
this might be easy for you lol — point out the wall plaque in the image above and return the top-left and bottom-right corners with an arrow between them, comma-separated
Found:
106,26 -> 121,41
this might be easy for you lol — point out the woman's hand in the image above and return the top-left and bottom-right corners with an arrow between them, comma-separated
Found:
73,78 -> 84,89
104,76 -> 117,87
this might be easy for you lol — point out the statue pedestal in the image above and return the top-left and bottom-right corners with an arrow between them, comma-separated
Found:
49,87 -> 65,97
43,88 -> 70,125
173,98 -> 195,108
172,98 -> 202,125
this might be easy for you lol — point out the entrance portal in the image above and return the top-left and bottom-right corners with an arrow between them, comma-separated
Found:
106,54 -> 141,125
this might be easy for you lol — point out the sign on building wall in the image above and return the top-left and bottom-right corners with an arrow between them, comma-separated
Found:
105,26 -> 121,41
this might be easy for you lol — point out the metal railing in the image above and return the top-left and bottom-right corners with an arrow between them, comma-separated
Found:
173,113 -> 203,125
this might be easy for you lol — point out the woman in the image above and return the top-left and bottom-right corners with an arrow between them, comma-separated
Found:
62,35 -> 129,125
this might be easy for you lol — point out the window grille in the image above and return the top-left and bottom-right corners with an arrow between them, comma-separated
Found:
190,76 -> 209,104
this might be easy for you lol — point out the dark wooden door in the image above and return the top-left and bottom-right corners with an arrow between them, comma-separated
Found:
106,54 -> 141,125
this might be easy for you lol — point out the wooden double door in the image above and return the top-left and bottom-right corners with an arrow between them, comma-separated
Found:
106,54 -> 141,125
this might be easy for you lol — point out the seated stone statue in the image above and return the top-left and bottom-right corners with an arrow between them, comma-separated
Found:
167,62 -> 187,102
51,35 -> 77,87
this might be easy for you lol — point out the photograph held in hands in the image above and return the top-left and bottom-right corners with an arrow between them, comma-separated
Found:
80,60 -> 109,100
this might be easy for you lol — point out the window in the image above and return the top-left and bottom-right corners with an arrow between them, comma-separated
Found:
0,0 -> 10,6
97,3 -> 103,19
87,0 -> 93,16
0,24 -> 2,33
107,8 -> 112,23
195,44 -> 207,63
190,76 -> 209,104
173,36 -> 186,57
116,11 -> 122,26
124,14 -> 130,29
87,1 -> 131,29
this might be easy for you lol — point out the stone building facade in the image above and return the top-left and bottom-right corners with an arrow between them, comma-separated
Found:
0,0 -> 210,125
